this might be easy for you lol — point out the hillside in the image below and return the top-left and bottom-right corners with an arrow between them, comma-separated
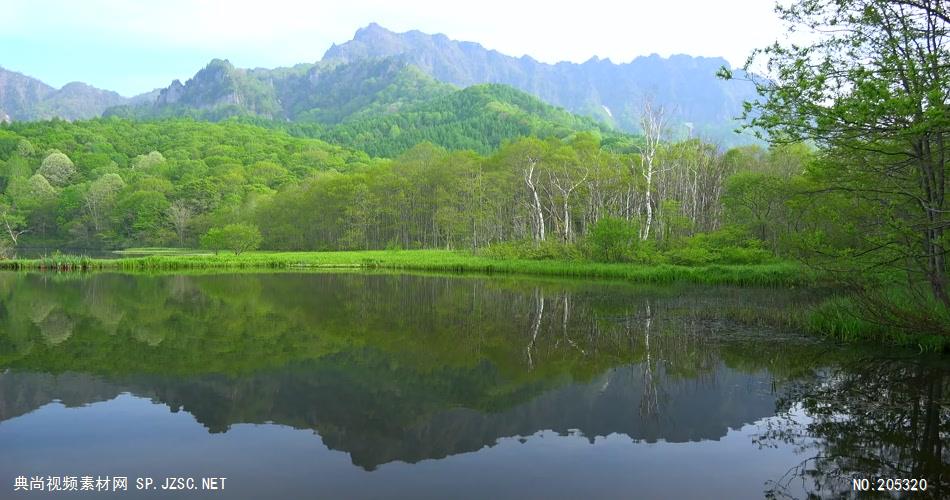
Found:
324,23 -> 759,144
106,57 -> 617,156
106,57 -> 456,124
0,67 -> 153,121
316,83 -> 616,156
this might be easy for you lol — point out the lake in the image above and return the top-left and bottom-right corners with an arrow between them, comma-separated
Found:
0,272 -> 947,499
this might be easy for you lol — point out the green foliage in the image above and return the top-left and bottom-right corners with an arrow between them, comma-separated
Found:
15,139 -> 35,157
37,150 -> 76,187
484,240 -> 585,261
0,118 -> 371,249
200,227 -> 226,254
0,234 -> 11,258
665,226 -> 775,266
115,190 -> 170,243
132,151 -> 165,170
735,0 -> 950,318
26,174 -> 56,201
316,84 -> 614,157
0,117 -> 810,286
585,217 -> 638,262
807,289 -> 950,351
201,223 -> 262,255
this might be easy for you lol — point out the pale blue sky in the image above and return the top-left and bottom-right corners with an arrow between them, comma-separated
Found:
2,0 -> 784,97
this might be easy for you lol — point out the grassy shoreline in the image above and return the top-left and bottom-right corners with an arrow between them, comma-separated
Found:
0,249 -> 815,286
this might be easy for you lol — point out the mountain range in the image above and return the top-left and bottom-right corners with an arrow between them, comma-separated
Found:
0,23 -> 759,146
0,66 -> 157,122
325,23 -> 756,138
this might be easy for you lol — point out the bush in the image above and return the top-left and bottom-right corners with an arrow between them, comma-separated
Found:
200,223 -> 262,255
585,217 -> 638,262
666,226 -> 775,265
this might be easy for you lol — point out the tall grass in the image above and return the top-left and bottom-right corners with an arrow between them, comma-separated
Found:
0,254 -> 96,271
806,288 -> 950,351
0,249 -> 816,286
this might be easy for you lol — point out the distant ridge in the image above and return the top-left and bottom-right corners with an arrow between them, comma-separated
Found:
0,66 -> 156,121
323,23 -> 758,143
2,24 -> 758,145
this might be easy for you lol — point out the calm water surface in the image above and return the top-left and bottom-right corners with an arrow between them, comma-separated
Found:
0,272 -> 947,499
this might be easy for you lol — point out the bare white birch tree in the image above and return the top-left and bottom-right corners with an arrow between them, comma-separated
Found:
636,99 -> 669,241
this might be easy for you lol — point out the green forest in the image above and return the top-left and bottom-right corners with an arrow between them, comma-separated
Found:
0,117 -> 803,260
0,0 -> 947,348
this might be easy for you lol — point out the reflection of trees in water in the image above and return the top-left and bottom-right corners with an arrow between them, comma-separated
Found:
3,272 -> 947,488
525,288 -> 544,369
37,309 -> 75,345
517,286 -> 770,421
7,272 -> 891,473
82,275 -> 124,334
1,272 -> 820,375
641,300 -> 659,420
760,360 -> 950,499
0,358 -> 783,471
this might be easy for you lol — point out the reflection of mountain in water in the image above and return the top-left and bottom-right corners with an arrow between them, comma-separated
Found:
0,371 -> 120,422
0,356 -> 777,470
318,363 -> 776,469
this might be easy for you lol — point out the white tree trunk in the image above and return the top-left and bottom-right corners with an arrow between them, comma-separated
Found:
524,159 -> 545,242
636,99 -> 667,241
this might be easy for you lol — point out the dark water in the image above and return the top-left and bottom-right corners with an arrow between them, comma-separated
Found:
0,272 -> 947,499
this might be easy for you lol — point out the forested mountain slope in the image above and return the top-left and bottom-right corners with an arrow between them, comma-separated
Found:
312,83 -> 617,156
108,56 -> 623,156
324,23 -> 758,143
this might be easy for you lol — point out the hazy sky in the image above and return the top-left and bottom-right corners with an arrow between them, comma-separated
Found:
2,0 -> 785,96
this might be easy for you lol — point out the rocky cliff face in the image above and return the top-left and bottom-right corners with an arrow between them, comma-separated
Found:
156,79 -> 185,105
0,66 -> 54,121
110,57 -> 453,124
324,24 -> 759,143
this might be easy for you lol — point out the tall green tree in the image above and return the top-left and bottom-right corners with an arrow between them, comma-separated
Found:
37,151 -> 77,187
201,223 -> 262,255
732,0 -> 950,304
83,173 -> 125,234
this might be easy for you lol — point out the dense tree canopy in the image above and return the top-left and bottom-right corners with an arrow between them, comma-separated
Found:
0,116 -> 814,266
733,0 -> 950,306
0,118 -> 373,251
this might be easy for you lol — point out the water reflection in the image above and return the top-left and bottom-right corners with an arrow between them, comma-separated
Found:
759,358 -> 950,498
0,272 -> 946,498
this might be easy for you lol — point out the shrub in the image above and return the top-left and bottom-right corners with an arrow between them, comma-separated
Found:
585,217 -> 638,262
201,223 -> 262,255
666,226 -> 775,265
